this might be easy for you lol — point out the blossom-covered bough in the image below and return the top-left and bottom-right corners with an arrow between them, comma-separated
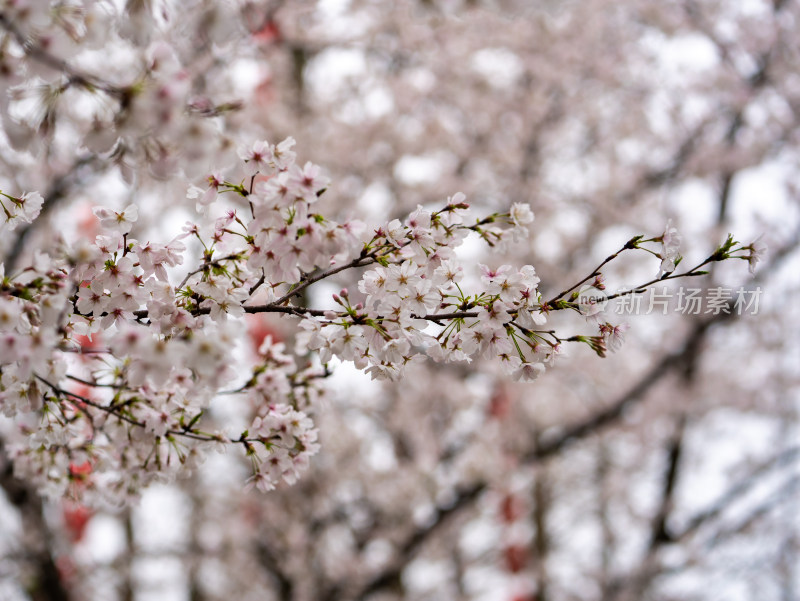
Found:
0,138 -> 762,504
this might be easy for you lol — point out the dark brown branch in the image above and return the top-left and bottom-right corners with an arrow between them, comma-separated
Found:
523,315 -> 720,463
36,375 -> 237,445
349,482 -> 485,601
703,477 -> 800,548
532,457 -> 552,601
671,446 -> 800,544
649,416 -> 686,549
272,255 -> 377,306
257,542 -> 294,601
0,438 -> 72,601
545,238 -> 639,305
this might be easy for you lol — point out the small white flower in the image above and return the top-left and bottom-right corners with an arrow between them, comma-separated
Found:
239,140 -> 273,176
512,361 -> 545,382
432,259 -> 463,287
660,255 -> 677,274
660,219 -> 681,273
273,137 -> 297,170
19,192 -> 43,222
509,202 -> 534,227
747,237 -> 767,274
93,204 -> 138,234
600,322 -> 629,352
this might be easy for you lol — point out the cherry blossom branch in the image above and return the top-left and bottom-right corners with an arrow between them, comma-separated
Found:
601,257 -> 719,302
271,254 -> 378,306
65,373 -> 131,390
545,236 -> 641,305
129,304 -> 329,320
102,244 -> 738,329
58,345 -> 111,355
37,374 -> 234,444
226,205 -> 498,311
543,233 -> 755,314
176,253 -> 246,293
0,134 -> 762,502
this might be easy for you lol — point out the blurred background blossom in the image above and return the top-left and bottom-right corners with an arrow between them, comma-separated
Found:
1,1 -> 799,600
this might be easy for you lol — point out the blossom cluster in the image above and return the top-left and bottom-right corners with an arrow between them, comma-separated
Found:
298,197 -> 552,382
0,138 -> 757,504
0,190 -> 43,234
